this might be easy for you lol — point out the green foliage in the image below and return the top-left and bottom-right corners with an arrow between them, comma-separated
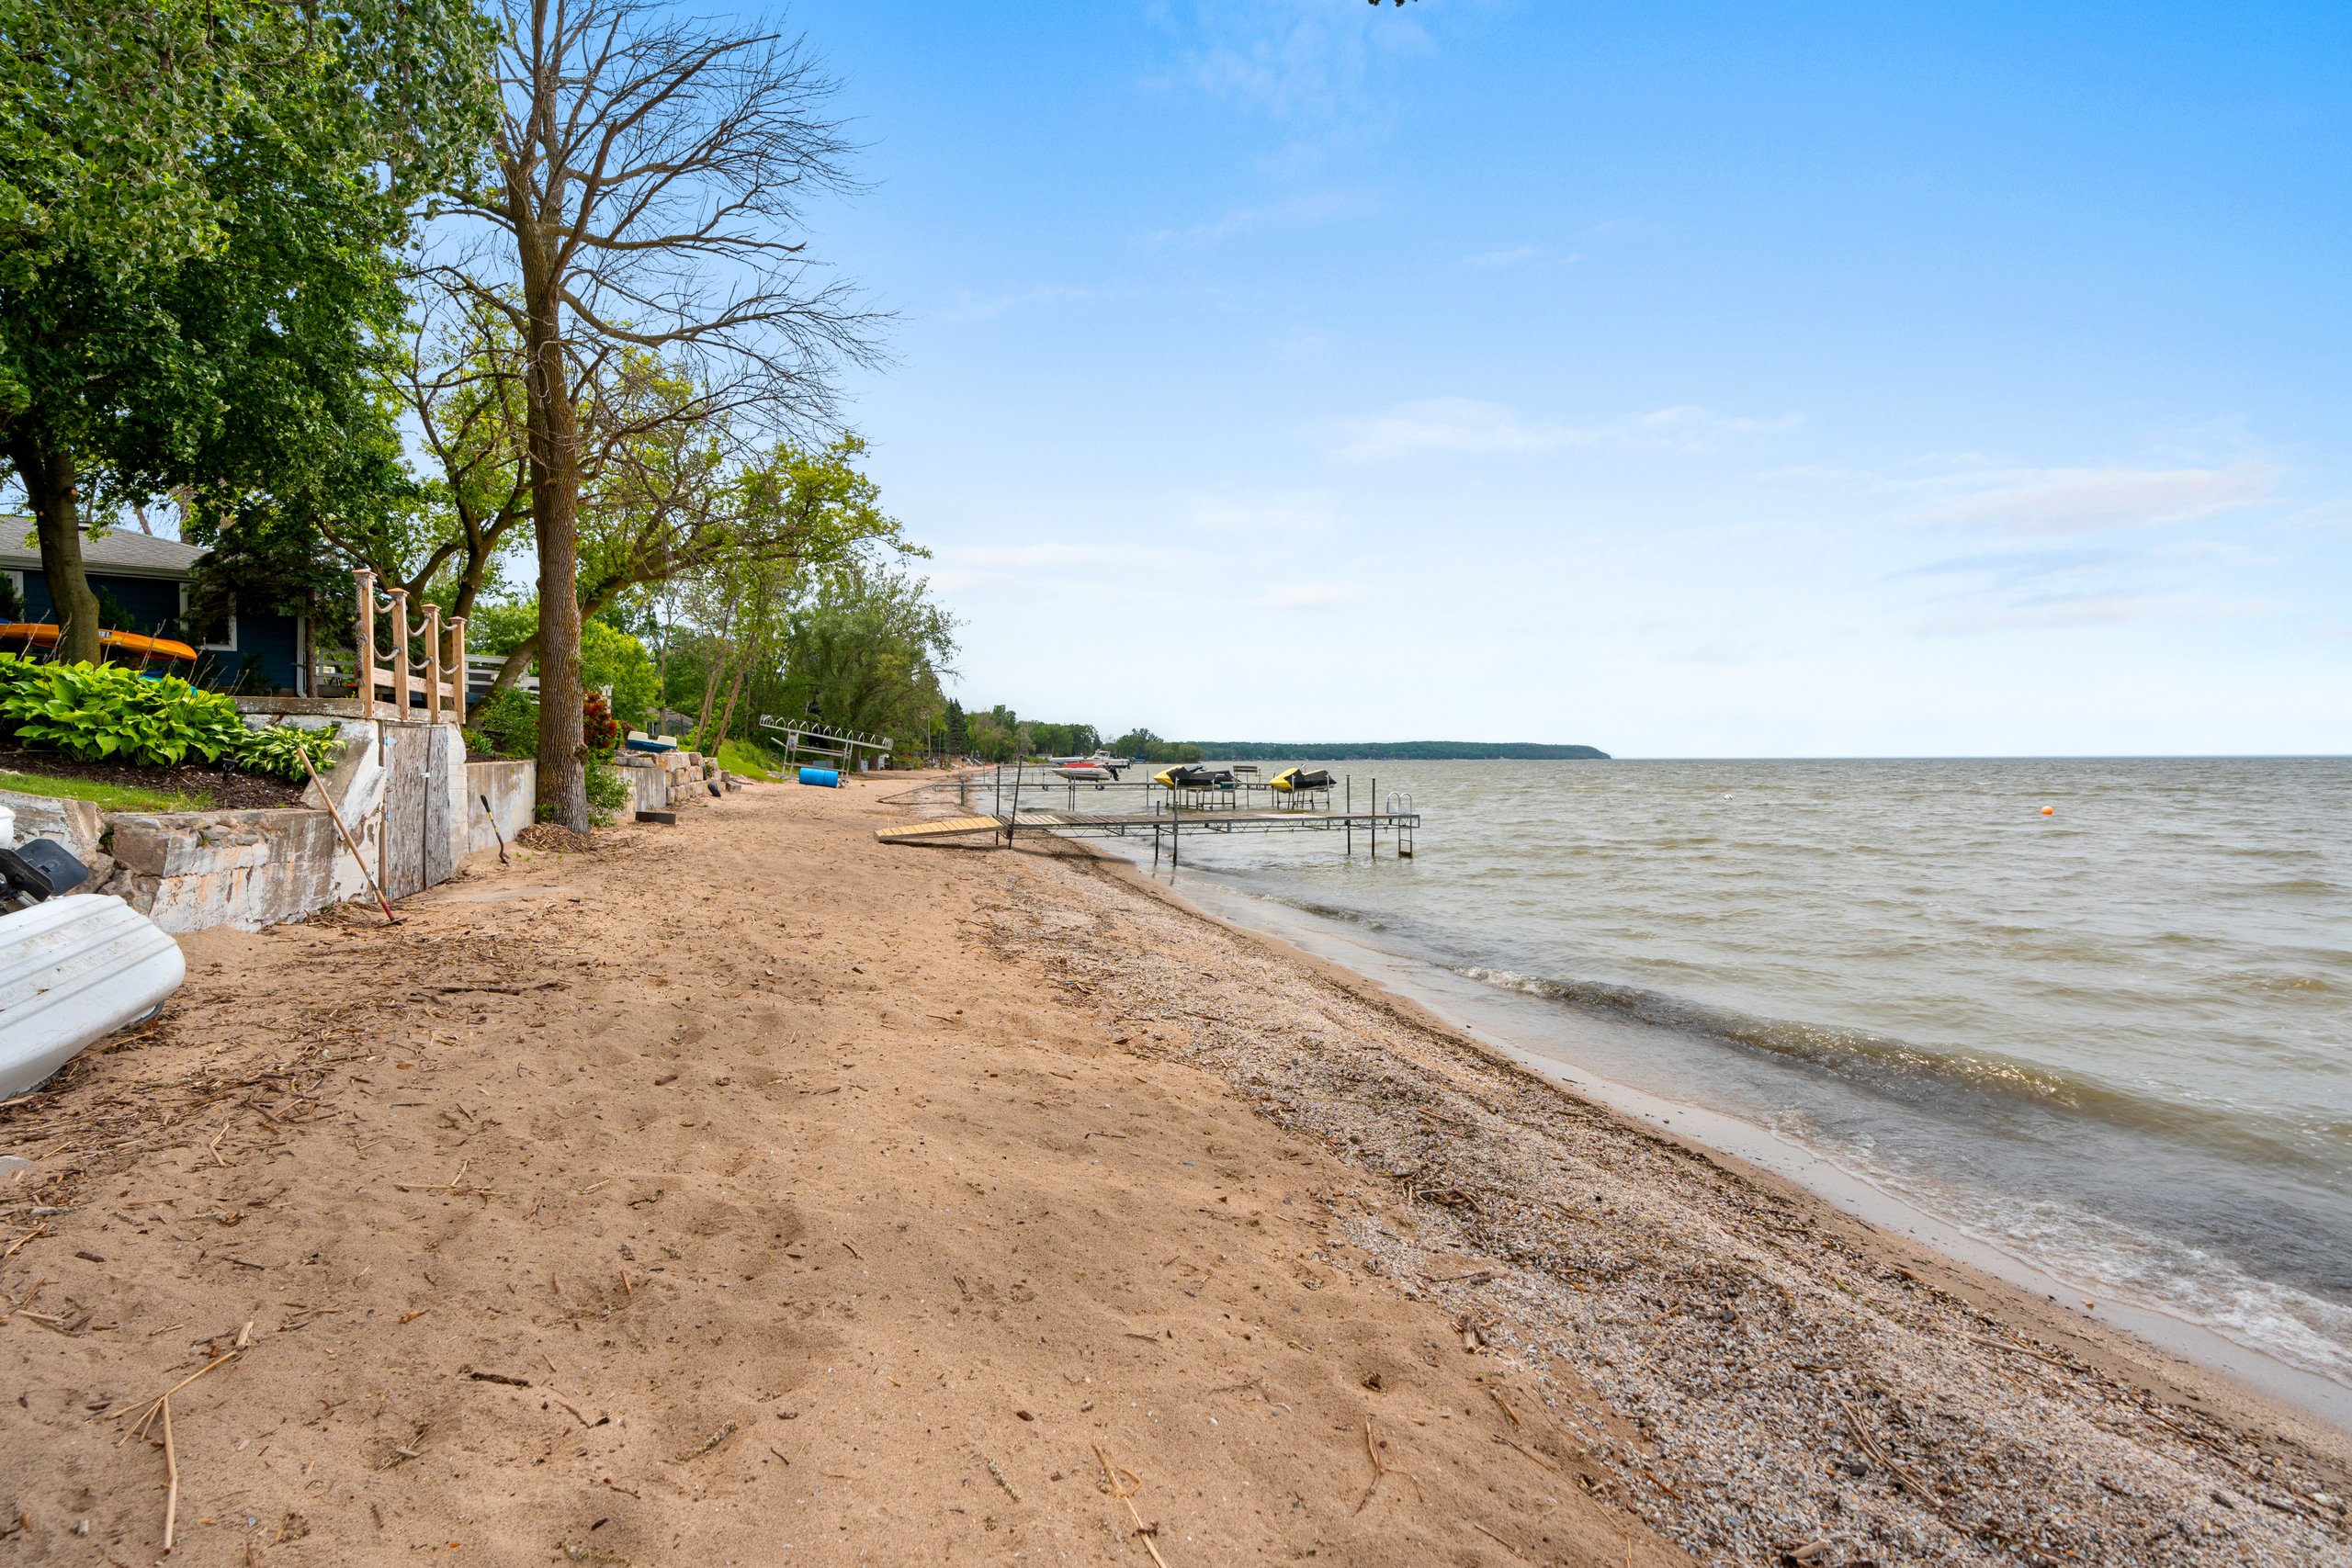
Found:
466,601 -> 539,656
714,739 -> 779,781
0,654 -> 346,776
1107,728 -> 1204,764
772,567 -> 956,745
233,722 -> 345,783
465,687 -> 538,760
1027,722 -> 1101,758
583,756 -> 631,827
0,654 -> 246,764
465,602 -> 658,728
1,0 -> 499,649
582,621 -> 658,729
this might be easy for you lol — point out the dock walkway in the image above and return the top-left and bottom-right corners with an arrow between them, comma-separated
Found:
876,802 -> 1420,858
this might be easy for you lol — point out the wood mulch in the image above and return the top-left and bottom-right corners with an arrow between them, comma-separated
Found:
0,742 -> 307,811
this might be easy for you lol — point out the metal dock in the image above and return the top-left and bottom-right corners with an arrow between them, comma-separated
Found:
877,767 -> 1420,863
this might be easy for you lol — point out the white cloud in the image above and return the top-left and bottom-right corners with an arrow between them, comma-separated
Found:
1924,463 -> 2277,534
1186,491 -> 1335,533
1259,580 -> 1366,609
1170,0 -> 1432,124
1327,398 -> 1803,462
939,543 -> 1172,571
1922,593 -> 2282,635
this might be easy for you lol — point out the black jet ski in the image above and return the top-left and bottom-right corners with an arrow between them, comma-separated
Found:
1269,766 -> 1334,792
1152,763 -> 1237,789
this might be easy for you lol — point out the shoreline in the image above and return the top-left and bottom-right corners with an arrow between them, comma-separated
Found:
1084,844 -> 2352,1439
0,774 -> 2346,1566
959,815 -> 2352,1562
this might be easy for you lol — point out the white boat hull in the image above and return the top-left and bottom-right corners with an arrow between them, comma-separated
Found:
0,895 -> 186,1099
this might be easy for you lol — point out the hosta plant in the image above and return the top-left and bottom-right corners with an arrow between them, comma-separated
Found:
0,655 -> 248,766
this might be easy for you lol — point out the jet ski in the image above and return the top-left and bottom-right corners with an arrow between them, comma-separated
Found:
1269,767 -> 1334,792
1152,763 -> 1237,790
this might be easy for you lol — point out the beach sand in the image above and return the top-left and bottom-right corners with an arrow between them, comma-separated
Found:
0,774 -> 2346,1566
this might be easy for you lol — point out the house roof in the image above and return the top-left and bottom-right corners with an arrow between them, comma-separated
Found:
0,521 -> 204,578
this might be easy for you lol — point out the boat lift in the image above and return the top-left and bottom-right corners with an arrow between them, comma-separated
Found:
760,716 -> 894,773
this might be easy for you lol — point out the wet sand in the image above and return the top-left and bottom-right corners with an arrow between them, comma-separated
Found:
0,774 -> 2346,1565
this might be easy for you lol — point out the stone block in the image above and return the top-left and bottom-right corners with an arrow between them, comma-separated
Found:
0,790 -> 106,864
103,809 -> 336,933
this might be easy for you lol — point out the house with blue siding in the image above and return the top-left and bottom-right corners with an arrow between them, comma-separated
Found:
0,526 -> 312,694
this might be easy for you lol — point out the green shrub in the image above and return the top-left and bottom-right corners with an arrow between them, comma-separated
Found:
467,687 -> 539,759
235,722 -> 345,783
0,654 -> 247,765
585,756 -> 631,826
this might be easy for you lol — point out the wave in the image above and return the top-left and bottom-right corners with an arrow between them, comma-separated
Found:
1453,964 -> 2349,1177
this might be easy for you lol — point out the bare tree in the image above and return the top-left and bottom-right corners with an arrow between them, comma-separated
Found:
435,0 -> 880,829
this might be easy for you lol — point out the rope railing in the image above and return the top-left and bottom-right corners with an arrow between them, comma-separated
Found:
353,569 -> 466,724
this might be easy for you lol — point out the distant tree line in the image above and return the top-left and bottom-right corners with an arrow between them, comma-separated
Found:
1180,740 -> 1610,761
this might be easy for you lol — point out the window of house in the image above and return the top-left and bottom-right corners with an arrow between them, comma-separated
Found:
179,583 -> 236,650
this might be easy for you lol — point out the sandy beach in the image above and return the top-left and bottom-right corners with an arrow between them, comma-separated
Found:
2,774 -> 2347,1566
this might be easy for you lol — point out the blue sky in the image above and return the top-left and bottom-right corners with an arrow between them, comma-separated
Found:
783,0 -> 2351,756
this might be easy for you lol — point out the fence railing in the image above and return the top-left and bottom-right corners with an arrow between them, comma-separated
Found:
353,569 -> 466,724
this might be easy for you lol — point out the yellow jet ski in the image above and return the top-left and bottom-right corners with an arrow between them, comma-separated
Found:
1153,763 -> 1236,789
1269,766 -> 1335,792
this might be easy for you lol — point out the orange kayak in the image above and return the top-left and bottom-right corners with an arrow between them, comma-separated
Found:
0,624 -> 200,662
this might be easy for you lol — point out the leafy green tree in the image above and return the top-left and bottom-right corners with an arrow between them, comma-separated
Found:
0,0 -> 494,661
769,568 -> 956,753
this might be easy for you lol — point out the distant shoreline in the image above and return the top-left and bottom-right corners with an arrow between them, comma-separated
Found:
1183,740 -> 1610,761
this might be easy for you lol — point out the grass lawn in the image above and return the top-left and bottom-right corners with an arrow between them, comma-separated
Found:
715,739 -> 783,781
0,768 -> 213,813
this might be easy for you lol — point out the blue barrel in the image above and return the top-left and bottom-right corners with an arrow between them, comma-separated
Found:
797,766 -> 841,787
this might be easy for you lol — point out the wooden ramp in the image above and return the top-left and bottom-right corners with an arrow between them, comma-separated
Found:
875,815 -> 1003,845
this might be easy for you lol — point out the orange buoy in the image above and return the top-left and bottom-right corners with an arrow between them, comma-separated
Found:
2041,806 -> 2055,816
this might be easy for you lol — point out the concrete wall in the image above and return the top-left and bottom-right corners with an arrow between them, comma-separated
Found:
104,809 -> 338,933
4,719 -> 729,932
280,716 -> 388,906
465,759 -> 535,856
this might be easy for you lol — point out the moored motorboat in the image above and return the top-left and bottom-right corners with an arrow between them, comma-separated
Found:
1050,753 -> 1127,782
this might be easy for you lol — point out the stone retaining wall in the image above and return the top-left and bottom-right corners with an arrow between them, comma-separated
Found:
1,730 -> 740,931
103,809 -> 338,932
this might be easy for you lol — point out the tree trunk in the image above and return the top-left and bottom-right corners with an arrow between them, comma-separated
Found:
488,633 -> 539,698
7,436 -> 102,663
303,588 -> 321,698
518,254 -> 588,831
710,630 -> 757,752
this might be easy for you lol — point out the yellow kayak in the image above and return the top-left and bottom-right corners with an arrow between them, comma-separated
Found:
1,624 -> 199,662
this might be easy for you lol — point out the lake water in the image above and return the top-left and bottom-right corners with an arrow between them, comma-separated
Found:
1077,757 -> 2352,1398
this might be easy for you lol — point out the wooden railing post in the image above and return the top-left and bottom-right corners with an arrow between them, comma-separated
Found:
423,604 -> 443,724
388,589 -> 412,717
353,569 -> 377,720
449,616 -> 468,723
